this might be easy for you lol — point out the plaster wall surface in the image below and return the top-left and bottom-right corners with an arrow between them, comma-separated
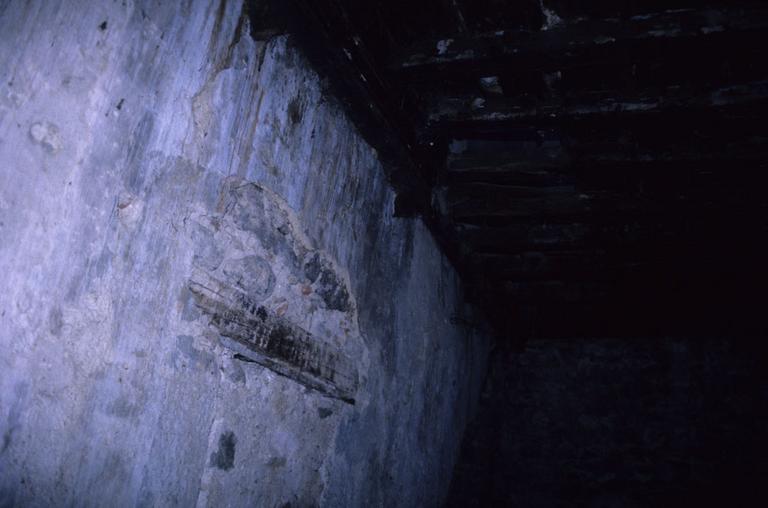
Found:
0,1 -> 490,506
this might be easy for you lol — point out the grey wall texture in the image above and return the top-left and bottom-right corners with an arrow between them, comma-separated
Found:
0,1 -> 490,506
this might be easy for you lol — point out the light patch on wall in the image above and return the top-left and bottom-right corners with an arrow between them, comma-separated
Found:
185,177 -> 363,404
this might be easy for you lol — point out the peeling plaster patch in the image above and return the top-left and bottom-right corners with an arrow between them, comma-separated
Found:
28,121 -> 61,154
185,177 -> 363,403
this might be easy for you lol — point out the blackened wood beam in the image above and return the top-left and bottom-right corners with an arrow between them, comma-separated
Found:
496,280 -> 612,304
449,184 -> 768,222
440,108 -> 768,163
392,6 -> 768,79
429,80 -> 768,126
189,279 -> 358,403
446,137 -> 567,170
454,220 -> 673,255
449,189 -> 656,220
445,158 -> 768,193
460,221 -> 766,261
465,250 -> 662,283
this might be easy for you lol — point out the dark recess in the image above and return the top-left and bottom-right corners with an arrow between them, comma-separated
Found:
267,0 -> 768,504
266,0 -> 768,342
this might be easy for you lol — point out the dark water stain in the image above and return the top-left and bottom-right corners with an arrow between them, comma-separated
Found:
287,96 -> 303,126
210,431 -> 237,471
303,253 -> 350,312
48,306 -> 63,337
1,383 -> 28,456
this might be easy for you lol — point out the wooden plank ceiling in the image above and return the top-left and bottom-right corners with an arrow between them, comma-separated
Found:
270,0 -> 768,341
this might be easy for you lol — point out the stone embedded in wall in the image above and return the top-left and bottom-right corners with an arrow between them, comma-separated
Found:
28,121 -> 61,154
187,177 -> 361,404
221,255 -> 275,298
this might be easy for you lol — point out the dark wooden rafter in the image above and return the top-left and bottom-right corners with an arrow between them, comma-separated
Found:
449,184 -> 768,221
444,136 -> 768,185
455,219 -> 692,255
274,0 -> 768,339
427,80 -> 768,126
392,6 -> 768,78
442,112 -> 768,172
445,159 -> 768,190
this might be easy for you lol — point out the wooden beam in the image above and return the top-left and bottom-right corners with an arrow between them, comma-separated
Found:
498,280 -> 612,303
393,6 -> 768,79
446,137 -> 567,171
429,80 -> 768,126
449,182 -> 767,221
445,160 -> 768,203
189,278 -> 358,403
448,184 -> 657,220
454,220 -> 670,254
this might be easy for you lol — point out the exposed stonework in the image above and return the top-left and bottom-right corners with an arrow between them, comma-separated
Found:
187,177 -> 362,403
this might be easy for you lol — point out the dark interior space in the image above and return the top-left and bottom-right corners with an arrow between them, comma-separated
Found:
272,0 -> 768,505
1,1 -> 767,505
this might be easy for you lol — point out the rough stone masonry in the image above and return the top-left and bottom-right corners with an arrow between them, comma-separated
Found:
0,1 -> 489,506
